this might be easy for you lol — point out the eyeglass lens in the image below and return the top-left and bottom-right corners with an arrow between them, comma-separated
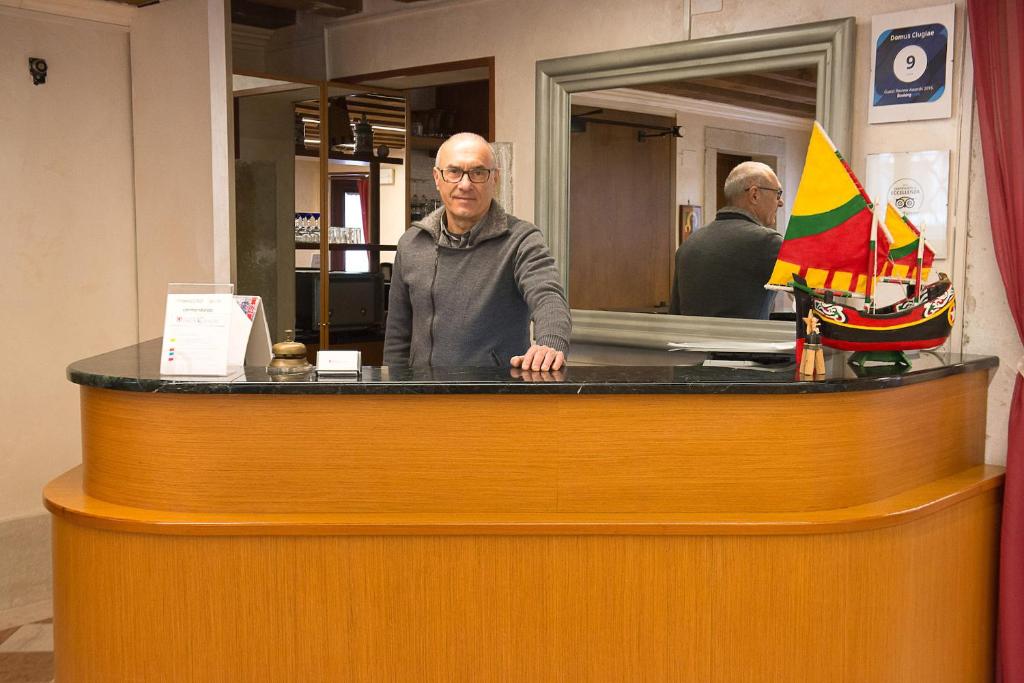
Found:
439,167 -> 492,183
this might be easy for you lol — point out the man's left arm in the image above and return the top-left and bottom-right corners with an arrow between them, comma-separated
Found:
763,230 -> 784,275
757,230 -> 786,318
511,230 -> 571,370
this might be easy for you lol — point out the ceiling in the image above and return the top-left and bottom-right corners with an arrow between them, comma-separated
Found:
122,0 -> 814,122
230,0 -> 357,29
108,4 -> 813,122
106,0 -> 435,29
229,0 -> 436,29
632,66 -> 818,120
353,66 -> 490,90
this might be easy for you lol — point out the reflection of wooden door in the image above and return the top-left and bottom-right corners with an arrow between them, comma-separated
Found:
569,107 -> 675,311
716,152 -> 751,212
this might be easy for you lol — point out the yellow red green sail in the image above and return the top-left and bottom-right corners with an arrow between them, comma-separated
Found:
878,203 -> 934,280
768,122 -> 889,295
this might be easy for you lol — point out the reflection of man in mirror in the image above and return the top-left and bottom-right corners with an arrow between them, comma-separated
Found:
384,133 -> 571,370
669,161 -> 784,319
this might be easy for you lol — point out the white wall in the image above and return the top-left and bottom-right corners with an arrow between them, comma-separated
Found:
379,152 -> 407,264
0,0 -> 239,609
0,4 -> 137,523
131,0 -> 234,338
295,156 -> 321,213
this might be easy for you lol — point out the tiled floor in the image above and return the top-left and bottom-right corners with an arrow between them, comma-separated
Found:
0,601 -> 53,683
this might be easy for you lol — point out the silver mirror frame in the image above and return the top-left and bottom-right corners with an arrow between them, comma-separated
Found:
536,18 -> 856,349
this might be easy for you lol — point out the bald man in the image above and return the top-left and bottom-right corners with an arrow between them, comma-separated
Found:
669,161 -> 784,319
384,133 -> 571,370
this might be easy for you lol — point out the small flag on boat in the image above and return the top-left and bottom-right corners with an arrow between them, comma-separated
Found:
768,122 -> 889,295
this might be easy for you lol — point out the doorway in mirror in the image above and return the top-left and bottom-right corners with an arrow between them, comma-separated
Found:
568,84 -> 813,318
569,105 -> 676,312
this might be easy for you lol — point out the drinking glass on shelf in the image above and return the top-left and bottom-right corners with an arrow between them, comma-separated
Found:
296,213 -> 318,243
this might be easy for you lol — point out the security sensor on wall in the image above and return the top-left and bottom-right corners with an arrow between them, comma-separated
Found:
28,58 -> 47,85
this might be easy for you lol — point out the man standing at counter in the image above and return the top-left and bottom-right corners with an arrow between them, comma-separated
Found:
670,161 -> 784,319
384,133 -> 571,370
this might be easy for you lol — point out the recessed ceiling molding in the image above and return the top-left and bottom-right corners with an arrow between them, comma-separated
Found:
323,0 -> 491,30
354,66 -> 490,90
572,87 -> 812,132
232,24 -> 274,48
265,24 -> 327,49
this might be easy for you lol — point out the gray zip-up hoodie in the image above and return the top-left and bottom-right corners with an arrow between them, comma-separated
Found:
383,201 -> 571,367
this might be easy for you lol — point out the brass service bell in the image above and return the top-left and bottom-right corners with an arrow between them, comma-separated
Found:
267,330 -> 313,376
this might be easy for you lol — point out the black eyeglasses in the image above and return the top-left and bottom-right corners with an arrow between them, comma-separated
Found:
436,167 -> 496,183
750,185 -> 783,199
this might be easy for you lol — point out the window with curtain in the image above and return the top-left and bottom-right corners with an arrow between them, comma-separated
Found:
330,175 -> 369,273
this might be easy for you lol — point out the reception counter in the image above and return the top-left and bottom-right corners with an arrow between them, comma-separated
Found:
47,341 -> 1003,681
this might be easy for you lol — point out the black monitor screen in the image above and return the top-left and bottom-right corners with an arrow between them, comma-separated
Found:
295,270 -> 384,333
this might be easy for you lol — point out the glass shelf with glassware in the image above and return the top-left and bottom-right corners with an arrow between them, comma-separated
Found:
295,215 -> 397,250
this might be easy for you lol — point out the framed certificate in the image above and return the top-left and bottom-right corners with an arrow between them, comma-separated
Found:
868,4 -> 955,124
865,150 -> 950,258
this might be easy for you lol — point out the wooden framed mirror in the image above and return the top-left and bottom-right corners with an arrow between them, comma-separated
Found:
535,18 -> 855,350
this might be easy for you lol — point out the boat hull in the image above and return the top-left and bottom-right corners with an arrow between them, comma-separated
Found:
799,280 -> 956,352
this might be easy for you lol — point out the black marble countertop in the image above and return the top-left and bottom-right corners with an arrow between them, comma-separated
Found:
66,339 -> 998,395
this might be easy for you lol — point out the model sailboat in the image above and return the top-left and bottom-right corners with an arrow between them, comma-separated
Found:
767,122 -> 955,359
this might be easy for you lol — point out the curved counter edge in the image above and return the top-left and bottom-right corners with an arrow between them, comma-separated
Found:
44,465 -> 1004,536
66,339 -> 999,395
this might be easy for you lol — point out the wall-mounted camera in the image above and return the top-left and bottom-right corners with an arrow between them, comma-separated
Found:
28,58 -> 47,86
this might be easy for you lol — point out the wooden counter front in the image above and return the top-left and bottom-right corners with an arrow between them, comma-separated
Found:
78,372 -> 987,515
46,351 -> 1003,682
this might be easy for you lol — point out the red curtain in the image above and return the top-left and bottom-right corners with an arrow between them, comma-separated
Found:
356,178 -> 370,244
968,1 -> 1024,680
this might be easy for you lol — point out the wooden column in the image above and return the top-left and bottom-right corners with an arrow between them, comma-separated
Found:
369,160 -> 381,273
